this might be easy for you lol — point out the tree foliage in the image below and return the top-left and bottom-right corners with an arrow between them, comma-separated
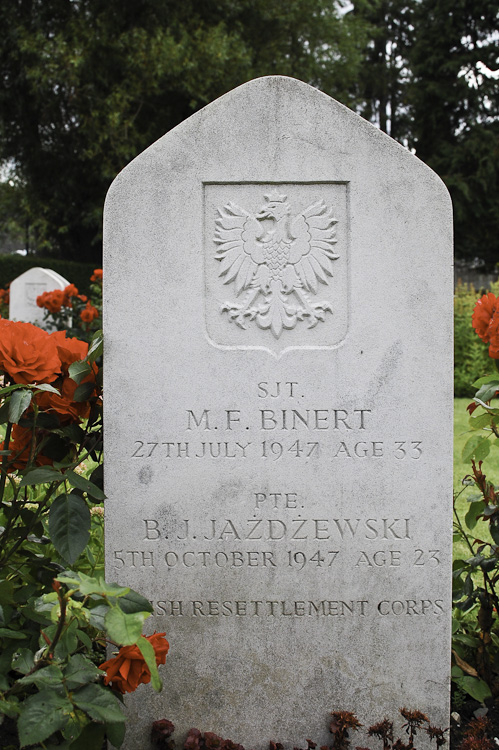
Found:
0,0 -> 498,267
0,0 -> 363,262
408,0 -> 499,269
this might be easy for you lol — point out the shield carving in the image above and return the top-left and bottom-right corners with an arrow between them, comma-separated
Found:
204,182 -> 348,356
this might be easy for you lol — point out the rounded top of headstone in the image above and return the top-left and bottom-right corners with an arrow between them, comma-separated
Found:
106,75 -> 451,210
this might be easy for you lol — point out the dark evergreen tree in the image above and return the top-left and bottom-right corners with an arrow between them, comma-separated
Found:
0,0 -> 363,262
408,0 -> 499,269
348,0 -> 415,141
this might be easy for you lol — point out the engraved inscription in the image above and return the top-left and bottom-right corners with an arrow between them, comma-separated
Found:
214,192 -> 339,338
149,599 -> 446,618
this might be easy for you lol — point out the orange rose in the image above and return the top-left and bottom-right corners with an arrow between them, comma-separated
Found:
80,301 -> 99,324
41,289 -> 66,313
99,633 -> 169,694
91,269 -> 103,282
62,284 -> 79,307
0,424 -> 53,471
35,333 -> 98,421
472,293 -> 499,359
36,377 -> 92,421
52,332 -> 90,372
0,320 -> 61,384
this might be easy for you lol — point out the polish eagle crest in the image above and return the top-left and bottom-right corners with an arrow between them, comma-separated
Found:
214,192 -> 339,339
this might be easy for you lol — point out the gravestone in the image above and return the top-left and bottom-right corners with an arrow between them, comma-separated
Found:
9,266 -> 69,327
104,76 -> 453,749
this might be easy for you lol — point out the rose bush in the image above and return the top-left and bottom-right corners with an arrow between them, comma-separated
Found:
36,269 -> 102,340
0,273 -> 168,749
452,291 -> 499,705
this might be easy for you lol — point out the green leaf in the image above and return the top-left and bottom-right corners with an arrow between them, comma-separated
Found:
73,683 -> 125,724
491,525 -> 499,545
34,383 -> 61,395
0,697 -> 20,718
54,619 -> 79,659
0,580 -> 15,605
18,689 -> 73,747
67,721 -> 106,749
88,603 -> 109,629
76,628 -> 92,651
465,500 -> 486,530
0,628 -> 27,640
453,633 -> 481,648
473,375 -> 499,388
62,709 -> 87,743
20,466 -> 63,486
73,382 -> 95,402
118,589 -> 153,615
0,401 -> 10,424
8,389 -> 32,424
105,606 -> 150,646
65,469 -> 105,500
454,675 -> 492,703
137,635 -> 162,692
64,654 -> 101,689
469,412 -> 494,429
463,573 -> 474,597
480,557 -> 498,572
475,382 -> 499,402
462,434 -> 491,462
77,574 -> 129,598
18,664 -> 64,688
49,494 -> 91,564
11,648 -> 34,674
106,720 -> 126,748
68,360 -> 92,385
87,330 -> 103,364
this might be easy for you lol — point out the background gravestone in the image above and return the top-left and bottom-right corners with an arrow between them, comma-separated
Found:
104,76 -> 453,749
9,266 -> 69,327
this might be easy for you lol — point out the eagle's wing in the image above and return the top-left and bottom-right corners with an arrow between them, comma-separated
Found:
288,200 -> 339,293
214,202 -> 265,295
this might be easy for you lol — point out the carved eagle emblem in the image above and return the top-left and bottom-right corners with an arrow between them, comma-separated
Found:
214,191 -> 339,338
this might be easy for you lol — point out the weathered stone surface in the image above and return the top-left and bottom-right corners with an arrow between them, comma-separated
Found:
9,267 -> 69,327
104,76 -> 453,749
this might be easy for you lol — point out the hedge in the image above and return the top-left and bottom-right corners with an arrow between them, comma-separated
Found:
0,255 -> 97,296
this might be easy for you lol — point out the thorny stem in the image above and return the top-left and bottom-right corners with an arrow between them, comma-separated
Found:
0,421 -> 12,501
44,588 -> 67,660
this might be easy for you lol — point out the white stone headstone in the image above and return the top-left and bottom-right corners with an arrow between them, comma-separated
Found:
104,77 -> 453,749
9,266 -> 70,328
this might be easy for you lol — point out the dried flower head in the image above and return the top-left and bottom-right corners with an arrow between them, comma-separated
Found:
368,719 -> 394,748
463,718 -> 491,740
400,708 -> 429,738
331,712 -> 362,732
185,728 -> 202,750
426,725 -> 447,748
152,719 -> 175,749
